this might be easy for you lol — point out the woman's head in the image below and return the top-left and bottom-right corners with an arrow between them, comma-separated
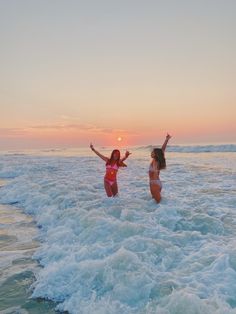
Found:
111,149 -> 120,161
106,149 -> 121,165
106,149 -> 127,167
151,148 -> 166,169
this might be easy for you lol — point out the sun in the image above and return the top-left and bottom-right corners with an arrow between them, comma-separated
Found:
117,137 -> 122,142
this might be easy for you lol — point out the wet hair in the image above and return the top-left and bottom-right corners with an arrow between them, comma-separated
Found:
153,148 -> 166,170
106,149 -> 127,167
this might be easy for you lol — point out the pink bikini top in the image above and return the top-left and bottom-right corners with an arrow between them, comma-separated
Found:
105,163 -> 119,181
149,163 -> 160,175
106,163 -> 119,170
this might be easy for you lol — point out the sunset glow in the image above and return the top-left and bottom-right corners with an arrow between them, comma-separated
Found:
0,1 -> 235,149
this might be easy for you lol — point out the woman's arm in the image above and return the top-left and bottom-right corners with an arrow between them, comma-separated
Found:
90,143 -> 108,162
120,151 -> 131,162
161,134 -> 172,152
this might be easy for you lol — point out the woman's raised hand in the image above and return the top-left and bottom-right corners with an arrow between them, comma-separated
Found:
125,151 -> 132,158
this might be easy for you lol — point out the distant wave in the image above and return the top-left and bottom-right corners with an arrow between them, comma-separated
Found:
41,148 -> 66,152
3,153 -> 27,156
135,144 -> 236,153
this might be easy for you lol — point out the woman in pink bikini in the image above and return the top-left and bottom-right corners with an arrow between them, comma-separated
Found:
149,134 -> 172,203
90,143 -> 131,197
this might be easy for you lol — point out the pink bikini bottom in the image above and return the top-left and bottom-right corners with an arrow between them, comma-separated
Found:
150,179 -> 162,189
104,179 -> 117,186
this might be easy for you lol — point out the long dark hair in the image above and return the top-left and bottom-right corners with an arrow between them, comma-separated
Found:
106,149 -> 127,167
153,148 -> 166,170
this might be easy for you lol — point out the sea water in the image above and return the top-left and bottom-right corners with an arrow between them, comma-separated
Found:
0,145 -> 235,314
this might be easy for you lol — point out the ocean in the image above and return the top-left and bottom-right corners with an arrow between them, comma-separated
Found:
0,144 -> 235,314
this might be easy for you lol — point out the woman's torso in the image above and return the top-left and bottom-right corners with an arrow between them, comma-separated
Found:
149,160 -> 160,180
105,162 -> 119,181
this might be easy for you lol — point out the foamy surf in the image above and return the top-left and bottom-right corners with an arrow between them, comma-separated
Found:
0,148 -> 235,313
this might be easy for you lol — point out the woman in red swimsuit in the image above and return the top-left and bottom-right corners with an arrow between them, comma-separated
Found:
90,143 -> 131,197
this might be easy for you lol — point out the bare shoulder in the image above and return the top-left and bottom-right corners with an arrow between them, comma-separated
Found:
153,159 -> 158,166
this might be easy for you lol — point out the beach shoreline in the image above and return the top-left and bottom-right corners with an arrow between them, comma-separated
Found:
0,190 -> 60,313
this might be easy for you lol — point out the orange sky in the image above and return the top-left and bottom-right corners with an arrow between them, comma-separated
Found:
1,1 -> 236,149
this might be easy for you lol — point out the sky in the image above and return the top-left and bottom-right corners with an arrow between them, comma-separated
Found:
0,0 -> 235,149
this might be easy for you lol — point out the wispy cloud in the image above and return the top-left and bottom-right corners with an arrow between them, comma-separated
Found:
0,124 -> 139,138
0,127 -> 29,137
29,123 -> 138,135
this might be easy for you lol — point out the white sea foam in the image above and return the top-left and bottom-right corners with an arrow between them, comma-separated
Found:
0,148 -> 236,313
135,144 -> 236,153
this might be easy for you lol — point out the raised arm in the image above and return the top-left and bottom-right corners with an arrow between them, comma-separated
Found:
161,134 -> 172,152
120,151 -> 131,162
90,143 -> 108,162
